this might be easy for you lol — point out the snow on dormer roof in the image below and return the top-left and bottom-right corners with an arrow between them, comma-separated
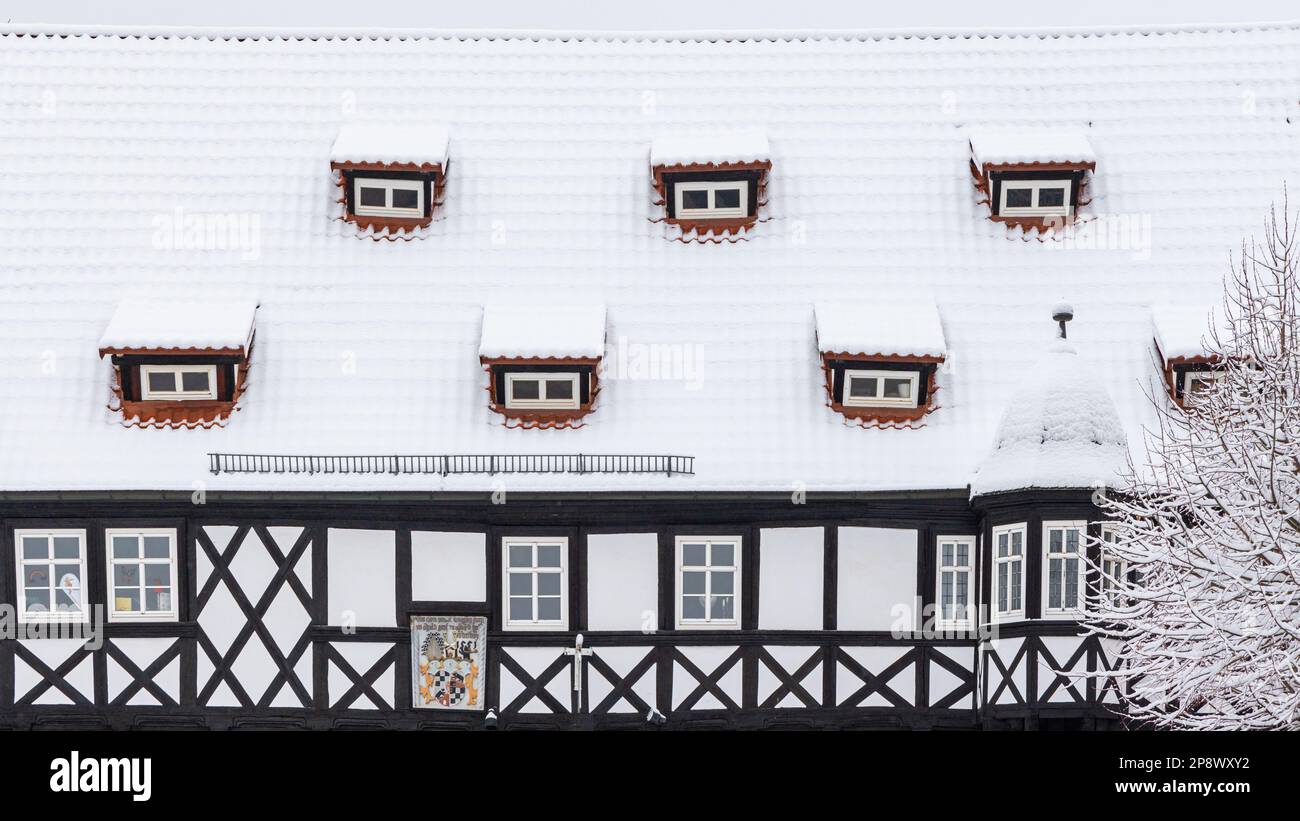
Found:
967,127 -> 1096,168
815,302 -> 946,359
650,130 -> 771,168
1151,304 -> 1229,363
479,305 -> 607,361
330,122 -> 451,168
98,298 -> 259,356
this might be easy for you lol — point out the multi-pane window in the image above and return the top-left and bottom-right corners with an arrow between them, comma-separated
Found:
999,179 -> 1072,217
503,538 -> 567,629
842,369 -> 920,409
676,537 -> 741,628
674,180 -> 749,219
1043,522 -> 1086,614
140,364 -> 217,400
936,536 -> 975,627
1099,526 -> 1129,607
353,177 -> 424,218
106,529 -> 179,622
1182,370 -> 1224,403
15,530 -> 88,622
504,372 -> 580,410
993,524 -> 1025,618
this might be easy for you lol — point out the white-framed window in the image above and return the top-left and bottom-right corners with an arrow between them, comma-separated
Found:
352,177 -> 424,219
105,528 -> 179,623
14,529 -> 88,623
992,524 -> 1025,619
842,369 -> 920,409
502,537 -> 568,630
140,364 -> 217,401
1042,521 -> 1086,616
1182,369 -> 1224,403
935,536 -> 976,629
504,372 -> 581,410
674,179 -> 749,219
1099,525 -> 1129,608
998,178 -> 1073,217
675,536 -> 741,629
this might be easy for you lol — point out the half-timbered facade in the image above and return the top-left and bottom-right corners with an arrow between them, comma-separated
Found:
0,20 -> 1296,730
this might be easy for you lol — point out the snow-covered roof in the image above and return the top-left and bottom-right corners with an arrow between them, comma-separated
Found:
330,122 -> 451,168
971,342 -> 1129,497
967,127 -> 1097,168
98,299 -> 259,355
815,302 -> 945,359
0,23 -> 1295,493
479,305 -> 607,360
650,130 -> 771,168
1151,304 -> 1227,362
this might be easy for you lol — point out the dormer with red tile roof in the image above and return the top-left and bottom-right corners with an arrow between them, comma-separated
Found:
650,131 -> 771,238
330,122 -> 450,235
967,128 -> 1096,231
98,298 -> 258,429
1152,304 -> 1227,407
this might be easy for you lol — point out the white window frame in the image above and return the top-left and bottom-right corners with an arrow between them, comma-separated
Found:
352,177 -> 425,219
1042,520 -> 1087,617
998,178 -> 1073,217
842,369 -> 920,409
935,536 -> 976,630
105,528 -> 180,623
674,179 -> 749,219
675,536 -> 742,630
504,372 -> 581,410
1098,525 -> 1129,608
991,523 -> 1025,621
140,364 -> 217,401
501,537 -> 568,631
14,529 -> 89,624
1181,369 -> 1224,403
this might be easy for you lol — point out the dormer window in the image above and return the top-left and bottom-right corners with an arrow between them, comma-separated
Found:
330,122 -> 450,235
650,131 -> 770,237
966,128 -> 1095,229
815,302 -> 946,426
97,298 -> 258,428
479,305 -> 606,428
1152,305 -> 1226,407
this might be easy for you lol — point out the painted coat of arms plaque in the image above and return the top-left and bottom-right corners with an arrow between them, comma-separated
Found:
411,615 -> 487,710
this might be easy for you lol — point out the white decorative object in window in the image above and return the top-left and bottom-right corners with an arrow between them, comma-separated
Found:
1099,525 -> 1129,607
1043,521 -> 1086,615
1182,369 -> 1224,403
502,537 -> 568,630
992,524 -> 1025,619
353,177 -> 424,219
140,364 -> 217,401
675,536 -> 741,629
15,529 -> 88,623
106,528 -> 179,622
674,180 -> 749,219
936,536 -> 975,629
842,369 -> 920,409
998,179 -> 1072,217
504,372 -> 580,410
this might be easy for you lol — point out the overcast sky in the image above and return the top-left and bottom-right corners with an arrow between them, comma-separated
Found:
0,0 -> 1294,31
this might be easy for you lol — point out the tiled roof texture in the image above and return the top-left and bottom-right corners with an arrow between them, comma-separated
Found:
0,24 -> 1297,493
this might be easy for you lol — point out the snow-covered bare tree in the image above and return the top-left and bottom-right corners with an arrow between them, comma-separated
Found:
1088,197 -> 1300,730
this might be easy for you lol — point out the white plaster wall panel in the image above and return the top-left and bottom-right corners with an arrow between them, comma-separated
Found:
107,638 -> 181,704
327,528 -> 396,627
229,529 -> 279,603
757,527 -> 824,630
261,582 -> 312,657
836,527 -> 918,631
411,530 -> 486,602
673,646 -> 742,710
198,582 -> 243,656
15,639 -> 93,705
329,642 -> 394,710
230,636 -> 279,705
757,645 -> 822,708
586,533 -> 659,631
1038,635 -> 1087,703
929,646 -> 975,709
588,646 -> 657,713
500,646 -> 570,714
206,680 -> 240,708
836,645 -> 914,707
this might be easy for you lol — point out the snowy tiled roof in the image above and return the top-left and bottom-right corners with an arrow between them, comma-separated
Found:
967,127 -> 1097,167
479,305 -> 607,360
1151,304 -> 1226,362
815,302 -> 945,359
98,298 -> 259,355
650,131 -> 771,167
0,23 -> 1297,493
330,122 -> 451,168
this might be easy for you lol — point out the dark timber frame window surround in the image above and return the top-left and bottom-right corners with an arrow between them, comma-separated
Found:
990,171 -> 1084,220
483,360 -> 599,428
351,174 -> 426,219
330,163 -> 447,234
651,162 -> 771,237
822,356 -> 941,424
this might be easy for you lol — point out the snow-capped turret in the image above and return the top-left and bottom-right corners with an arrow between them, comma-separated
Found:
971,309 -> 1128,497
